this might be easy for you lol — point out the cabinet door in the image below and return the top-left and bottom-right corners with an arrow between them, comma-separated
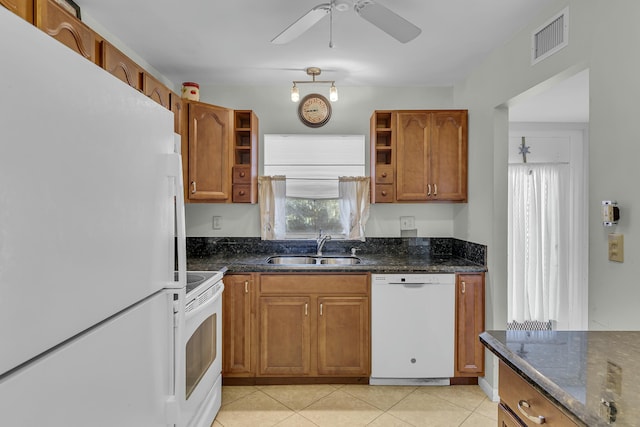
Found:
101,41 -> 142,91
430,111 -> 468,201
142,73 -> 170,109
1,0 -> 33,22
258,296 -> 311,376
36,0 -> 96,63
455,273 -> 485,376
396,111 -> 429,201
317,297 -> 370,376
188,102 -> 232,201
223,274 -> 255,376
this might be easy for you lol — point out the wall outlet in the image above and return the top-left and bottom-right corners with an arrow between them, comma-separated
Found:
400,216 -> 415,231
212,216 -> 222,230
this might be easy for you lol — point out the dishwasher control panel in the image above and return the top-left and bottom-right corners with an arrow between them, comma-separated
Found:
372,273 -> 455,285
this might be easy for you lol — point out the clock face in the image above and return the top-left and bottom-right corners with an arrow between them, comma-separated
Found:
298,94 -> 331,127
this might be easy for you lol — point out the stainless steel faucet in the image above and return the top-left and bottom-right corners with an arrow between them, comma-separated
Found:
316,230 -> 331,255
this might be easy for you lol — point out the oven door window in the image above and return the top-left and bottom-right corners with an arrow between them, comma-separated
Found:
185,313 -> 217,399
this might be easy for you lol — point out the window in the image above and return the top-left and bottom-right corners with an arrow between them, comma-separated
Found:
261,135 -> 368,240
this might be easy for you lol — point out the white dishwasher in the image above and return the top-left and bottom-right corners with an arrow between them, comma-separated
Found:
371,273 -> 455,385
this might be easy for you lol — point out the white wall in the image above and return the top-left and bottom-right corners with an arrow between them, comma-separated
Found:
186,85 -> 461,238
453,0 -> 640,391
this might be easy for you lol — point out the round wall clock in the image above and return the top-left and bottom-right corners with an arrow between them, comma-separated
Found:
298,93 -> 331,128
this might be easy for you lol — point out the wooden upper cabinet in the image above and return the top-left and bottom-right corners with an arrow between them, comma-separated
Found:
101,41 -> 143,91
1,0 -> 34,22
187,102 -> 232,201
35,0 -> 97,63
455,273 -> 485,377
430,111 -> 468,202
142,73 -> 170,109
396,111 -> 430,201
371,109 -> 468,203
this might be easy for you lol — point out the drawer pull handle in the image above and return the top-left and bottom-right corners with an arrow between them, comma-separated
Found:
239,190 -> 246,196
461,281 -> 466,294
320,303 -> 323,316
191,181 -> 196,194
305,303 -> 308,316
381,172 -> 387,178
434,183 -> 438,196
244,280 -> 249,294
381,191 -> 387,196
427,184 -> 431,196
517,400 -> 546,424
239,171 -> 246,177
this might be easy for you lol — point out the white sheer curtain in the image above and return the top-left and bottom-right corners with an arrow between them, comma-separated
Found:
258,176 -> 286,240
338,176 -> 370,241
508,164 -> 567,324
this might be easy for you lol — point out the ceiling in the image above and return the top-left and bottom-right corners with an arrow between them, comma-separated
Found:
76,0 -> 559,87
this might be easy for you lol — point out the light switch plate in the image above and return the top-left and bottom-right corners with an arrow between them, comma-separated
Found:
608,233 -> 624,262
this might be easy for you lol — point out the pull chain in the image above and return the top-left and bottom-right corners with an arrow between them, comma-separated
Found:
329,0 -> 334,48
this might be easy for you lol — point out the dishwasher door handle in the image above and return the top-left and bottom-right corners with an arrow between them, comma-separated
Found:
387,282 -> 434,287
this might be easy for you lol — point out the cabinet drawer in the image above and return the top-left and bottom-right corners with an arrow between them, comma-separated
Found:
499,361 -> 579,426
232,184 -> 252,203
260,274 -> 369,295
375,165 -> 394,184
374,184 -> 394,203
233,166 -> 252,184
498,403 -> 525,426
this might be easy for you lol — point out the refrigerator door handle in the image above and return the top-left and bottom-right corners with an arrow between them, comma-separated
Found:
168,148 -> 187,287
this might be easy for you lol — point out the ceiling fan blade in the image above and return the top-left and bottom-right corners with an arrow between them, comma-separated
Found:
271,3 -> 331,44
354,0 -> 421,43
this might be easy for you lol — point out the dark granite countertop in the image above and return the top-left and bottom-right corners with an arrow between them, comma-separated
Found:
481,330 -> 640,427
187,253 -> 486,273
185,237 -> 487,274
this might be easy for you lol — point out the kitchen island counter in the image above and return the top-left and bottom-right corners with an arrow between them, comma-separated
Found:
481,330 -> 640,426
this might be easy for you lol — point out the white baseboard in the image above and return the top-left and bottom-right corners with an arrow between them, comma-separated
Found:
478,376 -> 499,402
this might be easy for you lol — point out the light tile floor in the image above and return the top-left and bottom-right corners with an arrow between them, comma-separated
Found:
213,384 -> 497,427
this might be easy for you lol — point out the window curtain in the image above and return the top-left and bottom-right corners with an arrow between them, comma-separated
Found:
338,176 -> 370,241
508,164 -> 565,324
258,176 -> 286,240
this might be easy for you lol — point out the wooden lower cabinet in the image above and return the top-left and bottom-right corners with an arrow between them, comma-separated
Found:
498,403 -> 525,427
317,296 -> 369,376
455,273 -> 485,377
222,274 -> 256,377
259,296 -> 311,376
257,273 -> 370,380
499,361 -> 580,426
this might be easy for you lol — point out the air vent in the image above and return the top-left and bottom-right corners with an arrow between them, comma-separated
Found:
531,7 -> 568,65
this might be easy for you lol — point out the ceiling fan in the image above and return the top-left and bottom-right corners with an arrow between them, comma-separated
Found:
271,0 -> 422,45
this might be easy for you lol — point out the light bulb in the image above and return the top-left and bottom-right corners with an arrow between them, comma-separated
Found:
329,84 -> 338,102
291,85 -> 299,102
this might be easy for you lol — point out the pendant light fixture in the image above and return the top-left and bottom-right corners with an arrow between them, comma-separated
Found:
291,67 -> 338,102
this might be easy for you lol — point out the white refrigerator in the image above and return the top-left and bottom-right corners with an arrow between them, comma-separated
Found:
0,7 -> 184,426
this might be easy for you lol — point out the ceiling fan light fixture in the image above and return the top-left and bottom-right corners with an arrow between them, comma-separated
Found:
291,84 -> 300,102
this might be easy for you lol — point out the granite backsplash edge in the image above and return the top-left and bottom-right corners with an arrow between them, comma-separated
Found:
186,237 -> 486,266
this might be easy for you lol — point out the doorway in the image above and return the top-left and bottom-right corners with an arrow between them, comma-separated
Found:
507,69 -> 589,330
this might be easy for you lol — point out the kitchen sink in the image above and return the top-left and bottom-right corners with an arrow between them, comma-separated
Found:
266,255 -> 361,265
